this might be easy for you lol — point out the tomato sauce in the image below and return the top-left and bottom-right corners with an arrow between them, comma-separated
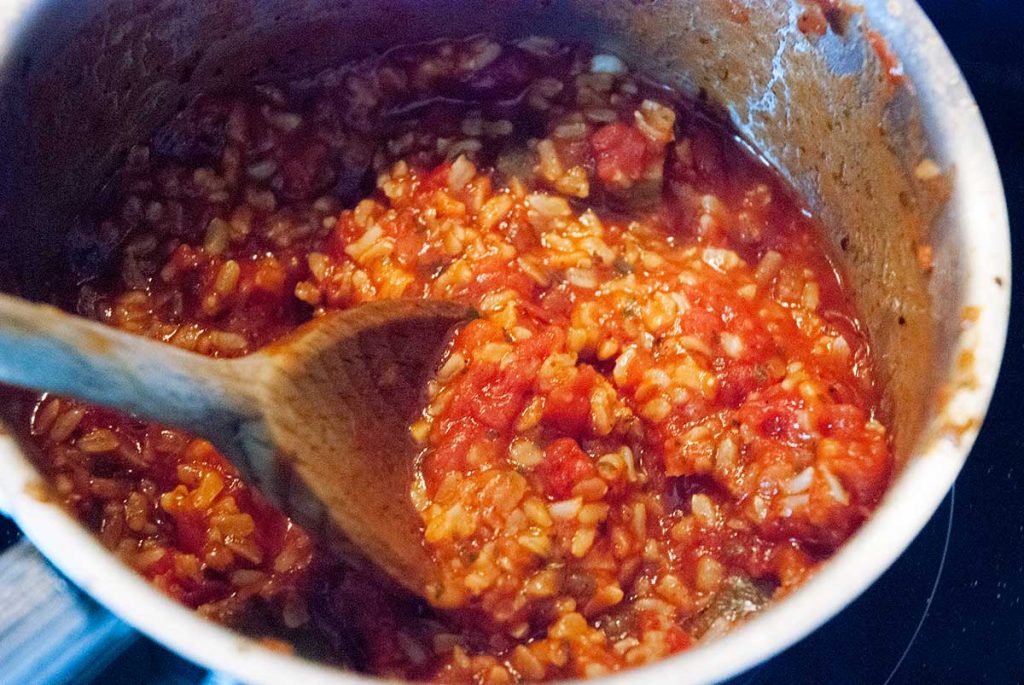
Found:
22,36 -> 891,682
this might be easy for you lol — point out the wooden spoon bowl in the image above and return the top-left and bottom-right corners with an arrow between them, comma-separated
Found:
0,296 -> 472,595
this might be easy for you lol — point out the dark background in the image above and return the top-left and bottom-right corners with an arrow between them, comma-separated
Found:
1,1 -> 1021,683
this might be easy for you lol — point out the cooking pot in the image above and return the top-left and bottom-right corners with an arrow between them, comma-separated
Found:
0,1 -> 1010,683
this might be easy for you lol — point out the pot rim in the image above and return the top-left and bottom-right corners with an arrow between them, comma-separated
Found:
0,0 -> 1010,683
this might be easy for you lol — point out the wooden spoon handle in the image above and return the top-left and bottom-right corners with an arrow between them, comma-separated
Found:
0,294 -> 256,443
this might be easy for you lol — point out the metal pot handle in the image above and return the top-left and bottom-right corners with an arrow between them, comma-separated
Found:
0,539 -> 137,685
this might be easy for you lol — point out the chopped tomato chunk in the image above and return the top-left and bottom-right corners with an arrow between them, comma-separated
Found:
592,123 -> 650,187
537,437 -> 596,499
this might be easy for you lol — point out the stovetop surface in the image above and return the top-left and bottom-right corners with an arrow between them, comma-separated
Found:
1,1 -> 1021,683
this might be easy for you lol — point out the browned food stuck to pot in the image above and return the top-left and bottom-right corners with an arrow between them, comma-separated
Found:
22,37 -> 891,682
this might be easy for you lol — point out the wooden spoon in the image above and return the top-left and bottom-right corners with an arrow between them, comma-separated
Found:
0,294 -> 472,596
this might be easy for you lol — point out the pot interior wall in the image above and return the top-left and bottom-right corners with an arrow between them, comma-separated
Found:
0,0 -> 942,463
